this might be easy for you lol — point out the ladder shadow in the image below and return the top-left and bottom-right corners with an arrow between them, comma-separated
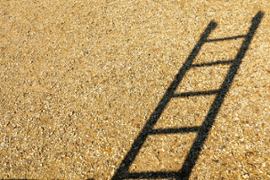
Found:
112,11 -> 264,180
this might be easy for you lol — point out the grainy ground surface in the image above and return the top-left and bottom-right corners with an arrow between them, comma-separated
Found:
0,0 -> 270,179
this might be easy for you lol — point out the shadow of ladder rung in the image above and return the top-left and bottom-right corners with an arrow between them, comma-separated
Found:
112,11 -> 264,180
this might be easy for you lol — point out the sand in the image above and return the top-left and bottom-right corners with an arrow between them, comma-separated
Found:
0,0 -> 270,179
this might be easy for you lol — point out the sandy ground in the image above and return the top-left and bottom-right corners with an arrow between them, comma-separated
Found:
1,0 -> 270,179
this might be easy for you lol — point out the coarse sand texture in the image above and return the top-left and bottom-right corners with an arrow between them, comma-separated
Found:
1,1 -> 270,179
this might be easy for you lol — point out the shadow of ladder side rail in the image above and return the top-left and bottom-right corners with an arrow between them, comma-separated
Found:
112,11 -> 264,180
